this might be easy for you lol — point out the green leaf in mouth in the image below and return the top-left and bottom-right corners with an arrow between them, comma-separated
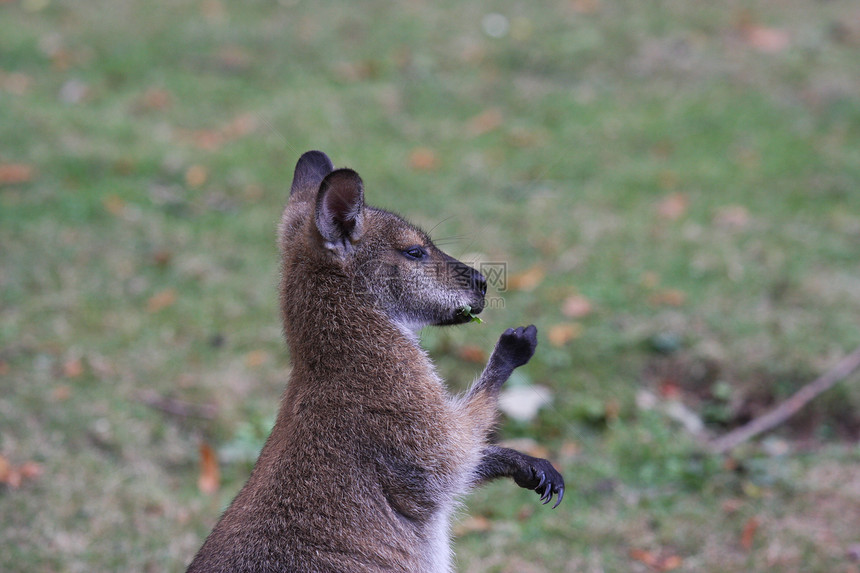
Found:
458,304 -> 483,324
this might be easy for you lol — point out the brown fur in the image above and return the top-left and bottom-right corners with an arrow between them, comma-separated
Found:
187,151 -> 563,573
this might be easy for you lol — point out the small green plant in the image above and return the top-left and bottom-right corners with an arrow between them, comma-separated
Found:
608,411 -> 722,492
457,304 -> 483,324
702,380 -> 734,425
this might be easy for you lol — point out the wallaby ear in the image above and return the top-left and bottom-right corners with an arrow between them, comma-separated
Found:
315,169 -> 365,253
290,150 -> 334,199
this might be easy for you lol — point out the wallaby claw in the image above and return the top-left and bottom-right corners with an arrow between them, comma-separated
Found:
536,476 -> 564,509
514,459 -> 565,509
540,487 -> 552,504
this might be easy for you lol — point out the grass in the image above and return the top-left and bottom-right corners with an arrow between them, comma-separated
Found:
2,0 -> 860,571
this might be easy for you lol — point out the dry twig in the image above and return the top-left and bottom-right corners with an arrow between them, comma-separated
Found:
135,390 -> 218,420
709,346 -> 860,454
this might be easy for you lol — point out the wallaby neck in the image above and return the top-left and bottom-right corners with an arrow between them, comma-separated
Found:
281,274 -> 432,387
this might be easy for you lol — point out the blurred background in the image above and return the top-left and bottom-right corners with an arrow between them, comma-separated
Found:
2,1 -> 860,571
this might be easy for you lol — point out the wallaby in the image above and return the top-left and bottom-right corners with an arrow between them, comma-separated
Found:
187,150 -> 564,573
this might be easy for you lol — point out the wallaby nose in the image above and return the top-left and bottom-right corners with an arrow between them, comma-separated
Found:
473,271 -> 487,296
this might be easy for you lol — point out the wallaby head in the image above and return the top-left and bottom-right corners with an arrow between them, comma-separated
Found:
279,150 -> 487,340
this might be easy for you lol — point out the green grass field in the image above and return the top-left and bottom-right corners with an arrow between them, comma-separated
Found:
2,1 -> 860,571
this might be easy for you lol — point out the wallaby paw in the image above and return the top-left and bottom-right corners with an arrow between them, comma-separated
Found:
513,458 -> 565,509
494,325 -> 538,369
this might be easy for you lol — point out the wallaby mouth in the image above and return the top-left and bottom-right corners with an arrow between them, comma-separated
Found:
446,265 -> 487,325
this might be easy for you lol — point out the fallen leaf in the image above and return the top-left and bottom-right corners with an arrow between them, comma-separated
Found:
216,45 -> 252,72
51,49 -> 76,71
333,60 -> 378,82
223,113 -> 258,139
499,437 -> 550,459
723,457 -> 739,472
18,462 -> 43,481
151,249 -> 173,268
547,323 -> 583,347
535,235 -> 562,256
649,289 -> 686,307
455,38 -> 485,64
197,442 -> 220,495
658,380 -> 681,399
458,345 -> 487,364
721,498 -> 744,514
508,265 -> 545,292
185,164 -> 208,188
559,441 -> 581,460
498,387 -> 553,422
0,455 -> 10,484
185,129 -> 224,151
0,163 -> 35,185
714,205 -> 750,229
62,358 -> 84,378
656,192 -> 688,220
660,555 -> 683,571
561,294 -> 592,318
176,113 -> 259,151
408,147 -> 438,171
744,26 -> 790,53
740,516 -> 760,550
605,398 -> 621,421
52,385 -> 72,401
453,515 -> 491,535
244,350 -> 270,368
147,288 -> 178,313
0,71 -> 32,95
570,0 -> 600,14
506,127 -> 546,148
243,183 -> 264,201
135,87 -> 172,112
467,107 -> 503,137
651,140 -> 674,159
516,505 -> 535,521
640,271 -> 660,289
102,194 -> 127,216
629,548 -> 658,567
0,456 -> 42,489
112,157 -> 136,176
4,471 -> 22,489
88,355 -> 114,379
629,548 -> 683,571
200,0 -> 226,22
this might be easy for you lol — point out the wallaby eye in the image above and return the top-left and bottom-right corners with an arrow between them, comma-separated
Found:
401,246 -> 428,261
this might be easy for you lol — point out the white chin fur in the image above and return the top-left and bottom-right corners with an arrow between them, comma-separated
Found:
392,318 -> 424,343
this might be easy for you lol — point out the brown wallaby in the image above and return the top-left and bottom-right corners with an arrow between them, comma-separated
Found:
187,150 -> 564,573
